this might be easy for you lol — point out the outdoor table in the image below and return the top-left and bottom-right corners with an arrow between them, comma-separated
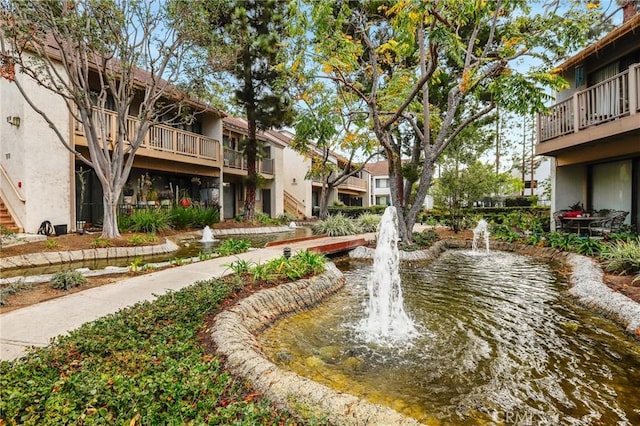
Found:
560,216 -> 603,235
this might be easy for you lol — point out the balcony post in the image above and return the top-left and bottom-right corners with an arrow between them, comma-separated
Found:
572,92 -> 580,132
629,64 -> 638,115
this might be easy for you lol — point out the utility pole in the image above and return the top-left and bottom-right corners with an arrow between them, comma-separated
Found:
530,116 -> 535,197
521,116 -> 526,196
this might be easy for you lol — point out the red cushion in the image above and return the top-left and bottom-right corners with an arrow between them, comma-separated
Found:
562,211 -> 582,217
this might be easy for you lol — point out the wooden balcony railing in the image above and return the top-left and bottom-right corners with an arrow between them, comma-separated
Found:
538,63 -> 639,142
337,176 -> 368,192
223,148 -> 274,175
73,108 -> 220,161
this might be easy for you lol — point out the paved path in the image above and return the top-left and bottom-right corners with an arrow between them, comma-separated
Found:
0,234 -> 374,361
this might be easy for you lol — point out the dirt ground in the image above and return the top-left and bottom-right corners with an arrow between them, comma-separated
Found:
1,227 -> 638,313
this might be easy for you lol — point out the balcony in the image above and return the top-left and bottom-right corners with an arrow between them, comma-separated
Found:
223,148 -> 274,176
337,176 -> 368,193
537,64 -> 639,155
73,108 -> 221,166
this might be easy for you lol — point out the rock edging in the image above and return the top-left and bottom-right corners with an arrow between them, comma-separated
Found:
211,262 -> 422,426
0,239 -> 179,271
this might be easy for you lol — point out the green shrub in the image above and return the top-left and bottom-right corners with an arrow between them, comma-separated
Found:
544,231 -> 579,250
413,229 -> 440,247
44,239 -> 59,250
356,213 -> 381,233
127,233 -> 157,246
169,206 -> 196,229
127,208 -> 173,233
254,212 -> 276,225
312,213 -> 360,236
189,206 -> 220,228
574,237 -> 605,256
600,237 -> 640,275
117,212 -> 134,232
277,212 -> 296,224
50,270 -> 87,290
0,280 -> 33,305
491,223 -> 521,242
250,250 -> 326,284
0,224 -> 16,237
215,238 -> 251,257
91,237 -> 112,248
325,205 -> 386,218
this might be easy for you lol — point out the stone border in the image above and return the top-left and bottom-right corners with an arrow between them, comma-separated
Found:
212,240 -> 640,425
0,239 -> 179,271
211,263 -> 422,426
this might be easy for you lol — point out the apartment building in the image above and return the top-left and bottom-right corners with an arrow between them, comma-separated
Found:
535,11 -> 640,231
1,53 -> 227,234
365,160 -> 433,209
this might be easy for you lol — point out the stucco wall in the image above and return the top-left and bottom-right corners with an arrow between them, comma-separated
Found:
271,143 -> 285,217
1,61 -> 71,233
554,163 -> 586,214
282,147 -> 312,217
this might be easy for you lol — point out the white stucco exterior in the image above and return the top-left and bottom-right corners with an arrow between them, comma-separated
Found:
282,145 -> 312,217
1,61 -> 72,233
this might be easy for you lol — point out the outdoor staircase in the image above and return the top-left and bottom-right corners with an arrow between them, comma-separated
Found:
0,197 -> 21,233
283,190 -> 306,219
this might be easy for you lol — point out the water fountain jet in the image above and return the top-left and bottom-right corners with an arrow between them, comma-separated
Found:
200,225 -> 215,243
358,206 -> 417,345
472,219 -> 490,252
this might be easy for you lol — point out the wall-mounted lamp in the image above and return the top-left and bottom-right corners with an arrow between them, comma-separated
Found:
6,116 -> 20,127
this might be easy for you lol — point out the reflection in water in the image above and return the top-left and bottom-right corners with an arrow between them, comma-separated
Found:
260,251 -> 640,425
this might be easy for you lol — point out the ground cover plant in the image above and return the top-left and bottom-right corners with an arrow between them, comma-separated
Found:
0,275 -> 322,425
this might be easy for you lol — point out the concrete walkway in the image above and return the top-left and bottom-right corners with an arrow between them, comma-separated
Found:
0,234 -> 373,361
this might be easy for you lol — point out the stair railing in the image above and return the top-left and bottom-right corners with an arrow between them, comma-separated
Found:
0,164 -> 25,231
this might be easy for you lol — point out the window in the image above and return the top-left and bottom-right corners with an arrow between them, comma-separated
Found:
375,196 -> 389,206
575,65 -> 585,88
375,178 -> 389,188
524,180 -> 537,189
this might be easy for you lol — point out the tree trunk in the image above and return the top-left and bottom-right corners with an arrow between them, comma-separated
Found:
101,190 -> 121,238
244,102 -> 258,221
318,182 -> 330,220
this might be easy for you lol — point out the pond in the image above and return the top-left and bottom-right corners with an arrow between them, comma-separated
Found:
0,227 -> 313,279
259,250 -> 640,425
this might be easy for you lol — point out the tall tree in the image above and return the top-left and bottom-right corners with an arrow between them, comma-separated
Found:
190,0 -> 294,221
433,160 -> 522,230
292,79 -> 379,219
0,0 -> 202,238
304,0 -> 603,243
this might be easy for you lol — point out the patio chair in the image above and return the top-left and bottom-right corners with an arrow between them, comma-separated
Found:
552,210 -> 570,231
588,211 -> 628,236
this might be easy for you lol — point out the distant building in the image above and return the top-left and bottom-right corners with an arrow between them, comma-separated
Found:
365,160 -> 433,209
509,156 -> 552,205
